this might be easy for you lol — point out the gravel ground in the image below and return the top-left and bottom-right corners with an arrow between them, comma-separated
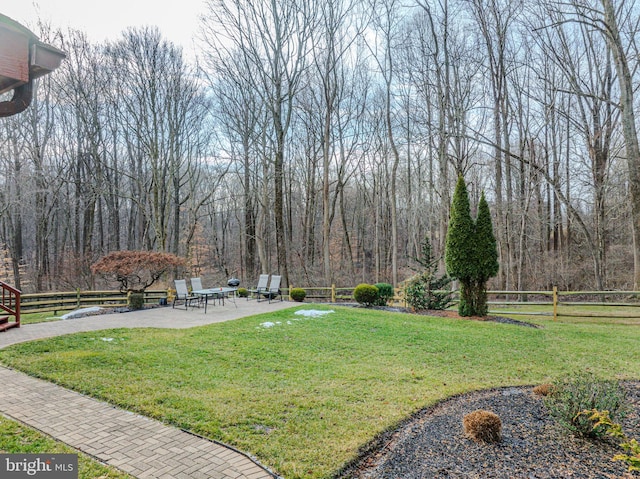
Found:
342,383 -> 640,479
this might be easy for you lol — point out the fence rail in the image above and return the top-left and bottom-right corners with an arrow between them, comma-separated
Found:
16,286 -> 640,320
486,288 -> 640,319
287,285 -> 640,320
20,289 -> 168,315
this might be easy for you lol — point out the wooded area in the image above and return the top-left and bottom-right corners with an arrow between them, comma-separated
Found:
1,0 -> 639,293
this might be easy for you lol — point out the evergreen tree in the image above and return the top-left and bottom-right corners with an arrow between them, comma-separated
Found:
405,236 -> 453,310
445,176 -> 476,316
445,177 -> 499,316
473,191 -> 499,315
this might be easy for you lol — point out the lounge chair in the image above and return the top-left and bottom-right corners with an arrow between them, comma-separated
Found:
190,277 -> 205,306
173,279 -> 199,310
191,277 -> 203,291
248,274 -> 269,300
263,274 -> 282,303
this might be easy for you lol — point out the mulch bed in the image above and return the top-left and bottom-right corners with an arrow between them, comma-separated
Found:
341,382 -> 640,479
335,307 -> 638,478
340,383 -> 640,478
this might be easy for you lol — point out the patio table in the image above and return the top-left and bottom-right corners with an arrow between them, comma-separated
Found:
192,287 -> 237,313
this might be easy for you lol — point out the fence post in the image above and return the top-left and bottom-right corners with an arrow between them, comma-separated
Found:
166,288 -> 175,305
553,286 -> 558,321
331,284 -> 336,303
289,284 -> 293,302
76,288 -> 81,308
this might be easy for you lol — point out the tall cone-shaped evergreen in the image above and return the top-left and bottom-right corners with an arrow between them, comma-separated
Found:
445,176 -> 476,316
474,191 -> 499,316
445,177 -> 499,316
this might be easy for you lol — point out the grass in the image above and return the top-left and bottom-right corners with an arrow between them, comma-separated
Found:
491,303 -> 640,325
0,305 -> 639,478
19,311 -> 65,325
0,415 -> 133,478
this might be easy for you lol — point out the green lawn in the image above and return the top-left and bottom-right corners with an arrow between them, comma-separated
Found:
491,303 -> 640,325
0,415 -> 133,478
0,305 -> 639,478
19,311 -> 64,325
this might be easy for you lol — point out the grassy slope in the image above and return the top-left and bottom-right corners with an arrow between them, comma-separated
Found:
0,306 -> 638,478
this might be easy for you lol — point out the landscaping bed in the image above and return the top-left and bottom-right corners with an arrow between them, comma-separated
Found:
342,382 -> 640,479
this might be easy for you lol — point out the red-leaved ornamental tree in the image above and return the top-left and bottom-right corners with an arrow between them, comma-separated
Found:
91,251 -> 185,293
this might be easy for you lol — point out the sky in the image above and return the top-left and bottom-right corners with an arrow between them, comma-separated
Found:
1,0 -> 208,56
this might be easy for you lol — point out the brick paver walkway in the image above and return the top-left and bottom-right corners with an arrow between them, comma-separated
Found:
0,300 -> 294,478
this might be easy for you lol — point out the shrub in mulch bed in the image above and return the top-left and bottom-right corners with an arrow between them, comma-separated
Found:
544,372 -> 629,438
533,383 -> 555,396
463,409 -> 502,443
339,383 -> 640,479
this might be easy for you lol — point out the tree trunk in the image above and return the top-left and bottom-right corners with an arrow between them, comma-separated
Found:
602,0 -> 640,289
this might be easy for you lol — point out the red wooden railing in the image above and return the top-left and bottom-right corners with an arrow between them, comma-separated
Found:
0,281 -> 20,331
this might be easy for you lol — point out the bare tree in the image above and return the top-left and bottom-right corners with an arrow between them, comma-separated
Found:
532,8 -> 617,289
467,0 -> 521,289
203,49 -> 265,280
106,27 -> 209,255
311,0 -> 367,285
366,0 -> 407,286
202,0 -> 317,287
528,0 -> 638,288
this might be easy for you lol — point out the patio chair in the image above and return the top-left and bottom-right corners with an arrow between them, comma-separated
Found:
190,277 -> 205,306
248,274 -> 270,300
262,274 -> 282,303
173,279 -> 199,310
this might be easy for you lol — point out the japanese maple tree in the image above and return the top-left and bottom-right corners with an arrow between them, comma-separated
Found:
91,251 -> 185,293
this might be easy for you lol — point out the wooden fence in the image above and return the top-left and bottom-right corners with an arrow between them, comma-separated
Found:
485,288 -> 640,320
17,286 -> 640,320
20,289 -> 168,315
288,285 -> 640,320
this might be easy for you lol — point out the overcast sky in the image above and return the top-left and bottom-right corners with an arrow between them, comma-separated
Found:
1,0 -> 207,55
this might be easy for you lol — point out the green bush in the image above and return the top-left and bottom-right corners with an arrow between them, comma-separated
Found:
353,284 -> 379,307
406,236 -> 453,311
374,283 -> 394,306
544,372 -> 628,438
404,273 -> 454,311
290,288 -> 306,302
237,287 -> 248,298
128,292 -> 145,310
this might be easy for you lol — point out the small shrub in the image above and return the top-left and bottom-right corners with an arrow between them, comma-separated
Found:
406,236 -> 454,311
463,410 -> 502,443
544,372 -> 628,438
374,283 -> 394,306
533,383 -> 554,397
237,287 -> 248,298
404,273 -> 454,311
290,288 -> 306,302
128,292 -> 145,310
353,284 -> 379,307
578,409 -> 640,472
